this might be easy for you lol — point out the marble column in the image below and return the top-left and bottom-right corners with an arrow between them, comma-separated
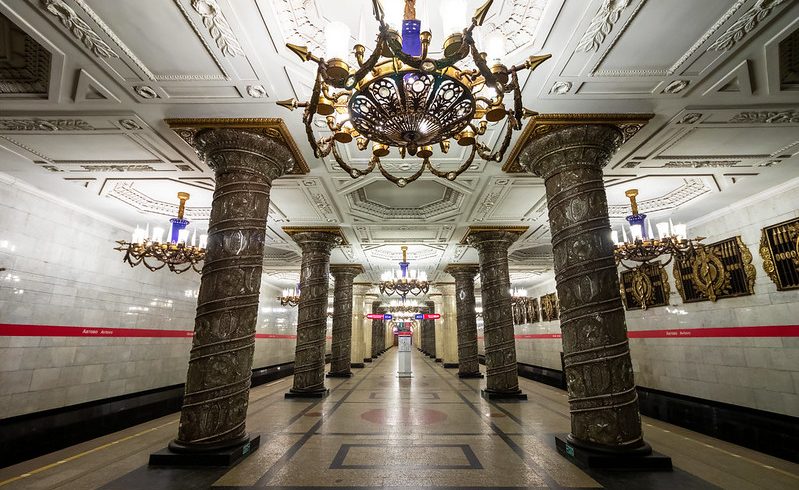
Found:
425,300 -> 436,358
327,265 -> 364,378
519,120 -> 667,467
437,285 -> 459,368
350,287 -> 373,368
372,302 -> 385,357
364,301 -> 378,362
285,228 -> 343,398
165,125 -> 297,458
465,227 -> 527,400
444,264 -> 483,378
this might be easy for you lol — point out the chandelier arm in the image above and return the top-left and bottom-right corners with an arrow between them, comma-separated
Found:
383,29 -> 469,72
377,160 -> 425,187
476,118 -> 513,162
425,144 -> 476,180
511,72 -> 524,130
322,86 -> 351,102
142,255 -> 167,272
465,33 -> 499,89
345,36 -> 387,90
331,141 -> 376,177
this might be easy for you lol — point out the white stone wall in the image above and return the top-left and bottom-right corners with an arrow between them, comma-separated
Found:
512,181 -> 799,417
0,175 -> 300,419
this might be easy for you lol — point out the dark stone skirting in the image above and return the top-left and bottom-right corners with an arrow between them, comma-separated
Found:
515,361 -> 799,463
443,363 -> 459,369
0,356 -> 329,469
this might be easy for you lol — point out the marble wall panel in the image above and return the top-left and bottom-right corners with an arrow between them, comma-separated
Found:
0,176 -> 301,419
512,184 -> 799,417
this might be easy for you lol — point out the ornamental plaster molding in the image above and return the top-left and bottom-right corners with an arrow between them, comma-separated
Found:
40,0 -> 119,59
0,13 -> 51,96
729,110 -> 799,123
0,119 -> 94,131
108,182 -> 212,219
606,177 -> 711,217
190,0 -> 245,57
575,0 -> 632,53
707,0 -> 788,52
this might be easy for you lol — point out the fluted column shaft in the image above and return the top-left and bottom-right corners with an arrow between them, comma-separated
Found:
467,230 -> 524,397
445,265 -> 482,377
328,265 -> 363,377
520,124 -> 644,450
287,231 -> 341,396
173,129 -> 293,451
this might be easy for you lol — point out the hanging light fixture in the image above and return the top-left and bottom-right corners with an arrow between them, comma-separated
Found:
115,192 -> 206,274
279,283 -> 301,307
379,245 -> 429,298
509,287 -> 529,305
612,188 -> 704,268
383,298 -> 421,313
278,0 -> 551,187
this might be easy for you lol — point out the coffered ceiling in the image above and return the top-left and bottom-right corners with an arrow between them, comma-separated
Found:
0,0 -> 797,292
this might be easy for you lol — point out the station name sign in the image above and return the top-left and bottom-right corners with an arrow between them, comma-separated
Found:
414,313 -> 441,320
366,313 -> 394,320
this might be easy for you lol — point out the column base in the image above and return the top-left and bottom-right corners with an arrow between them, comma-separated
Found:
364,358 -> 373,363
555,434 -> 672,471
428,354 -> 436,359
149,434 -> 260,467
285,388 -> 329,399
443,363 -> 458,369
350,362 -> 365,368
458,372 -> 484,379
481,389 -> 527,401
435,358 -> 442,363
326,371 -> 353,378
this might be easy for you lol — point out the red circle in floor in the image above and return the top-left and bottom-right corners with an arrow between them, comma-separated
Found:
360,407 -> 448,426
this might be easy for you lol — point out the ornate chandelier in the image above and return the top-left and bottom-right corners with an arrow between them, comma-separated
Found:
279,284 -> 301,307
612,189 -> 704,269
278,0 -> 550,187
509,287 -> 528,305
383,298 -> 421,313
115,192 -> 206,274
379,246 -> 429,298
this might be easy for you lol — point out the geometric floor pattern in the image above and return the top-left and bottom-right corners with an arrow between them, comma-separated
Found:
1,349 -> 797,489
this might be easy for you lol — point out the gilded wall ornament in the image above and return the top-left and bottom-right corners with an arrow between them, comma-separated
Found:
759,217 -> 799,290
674,236 -> 755,303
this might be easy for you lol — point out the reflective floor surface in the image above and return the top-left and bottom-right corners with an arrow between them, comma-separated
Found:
1,348 -> 797,489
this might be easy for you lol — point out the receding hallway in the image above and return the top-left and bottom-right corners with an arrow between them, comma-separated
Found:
0,348 -> 796,490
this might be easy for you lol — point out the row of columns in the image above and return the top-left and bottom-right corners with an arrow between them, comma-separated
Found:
163,117 -> 660,469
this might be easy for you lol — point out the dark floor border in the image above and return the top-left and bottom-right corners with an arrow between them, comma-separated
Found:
513,360 -> 799,463
0,356 -> 330,469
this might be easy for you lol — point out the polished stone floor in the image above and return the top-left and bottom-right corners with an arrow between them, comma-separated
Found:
1,348 -> 797,489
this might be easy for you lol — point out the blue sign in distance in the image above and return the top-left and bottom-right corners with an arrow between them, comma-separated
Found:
383,313 -> 393,320
414,313 -> 424,320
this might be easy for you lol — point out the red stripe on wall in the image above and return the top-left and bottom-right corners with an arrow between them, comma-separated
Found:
2,324 -> 796,340
512,325 -> 799,340
0,324 -> 298,339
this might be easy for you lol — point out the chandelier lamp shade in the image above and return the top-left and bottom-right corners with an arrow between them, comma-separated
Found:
114,192 -> 206,274
278,0 -> 551,187
612,189 -> 704,269
279,284 -> 301,307
379,245 -> 429,298
383,298 -> 421,313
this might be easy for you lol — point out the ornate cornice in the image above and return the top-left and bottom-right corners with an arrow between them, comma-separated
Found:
503,113 -> 654,173
165,118 -> 309,175
282,226 -> 348,245
460,226 -> 528,245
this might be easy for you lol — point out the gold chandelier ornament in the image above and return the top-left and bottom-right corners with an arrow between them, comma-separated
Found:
278,0 -> 550,187
613,189 -> 704,269
279,284 -> 301,307
379,245 -> 429,298
114,192 -> 206,274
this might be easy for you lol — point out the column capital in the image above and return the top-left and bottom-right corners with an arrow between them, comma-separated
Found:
167,118 -> 309,180
503,113 -> 653,175
284,227 -> 346,254
444,263 -> 480,279
461,226 -> 527,251
434,283 -> 457,295
330,264 -> 365,279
